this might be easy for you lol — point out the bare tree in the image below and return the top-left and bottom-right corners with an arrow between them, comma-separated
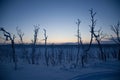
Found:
16,27 -> 24,43
111,21 -> 120,60
16,27 -> 30,64
76,19 -> 81,66
31,25 -> 39,64
111,21 -> 120,46
76,19 -> 88,67
0,28 -> 17,70
43,29 -> 49,66
88,8 -> 106,61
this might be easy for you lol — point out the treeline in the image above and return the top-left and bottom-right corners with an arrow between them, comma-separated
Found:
0,43 -> 118,48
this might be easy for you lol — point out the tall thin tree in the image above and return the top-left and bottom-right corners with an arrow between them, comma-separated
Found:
0,28 -> 17,70
76,19 -> 87,67
16,27 -> 31,64
43,29 -> 49,66
76,19 -> 81,65
88,8 -> 106,61
31,25 -> 39,64
111,21 -> 120,46
16,27 -> 24,43
111,21 -> 120,60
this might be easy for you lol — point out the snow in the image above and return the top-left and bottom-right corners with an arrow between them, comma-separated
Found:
0,60 -> 120,80
71,60 -> 120,80
0,45 -> 120,80
71,71 -> 120,80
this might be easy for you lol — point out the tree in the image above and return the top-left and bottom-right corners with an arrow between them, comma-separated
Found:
111,21 -> 120,60
43,29 -> 49,66
0,28 -> 17,70
31,25 -> 39,64
76,19 -> 81,66
111,21 -> 120,46
88,8 -> 106,61
16,27 -> 31,64
76,19 -> 89,67
16,27 -> 24,43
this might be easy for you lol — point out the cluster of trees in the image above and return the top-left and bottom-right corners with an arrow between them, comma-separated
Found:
0,25 -> 48,70
75,9 -> 120,67
0,9 -> 120,70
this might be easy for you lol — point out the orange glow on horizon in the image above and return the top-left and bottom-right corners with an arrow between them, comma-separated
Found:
20,37 -> 91,44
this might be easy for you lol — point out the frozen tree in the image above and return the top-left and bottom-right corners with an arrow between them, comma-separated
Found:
88,8 -> 106,61
111,21 -> 120,46
76,19 -> 88,67
16,27 -> 24,43
16,27 -> 30,64
0,28 -> 17,70
111,21 -> 120,60
43,29 -> 49,66
76,19 -> 81,66
31,25 -> 39,64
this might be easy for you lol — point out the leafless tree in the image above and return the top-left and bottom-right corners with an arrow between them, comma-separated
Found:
31,25 -> 39,64
0,28 -> 17,70
111,21 -> 120,60
111,21 -> 120,46
16,27 -> 24,43
76,19 -> 89,67
88,8 -> 106,61
16,27 -> 30,64
76,19 -> 81,66
43,29 -> 49,66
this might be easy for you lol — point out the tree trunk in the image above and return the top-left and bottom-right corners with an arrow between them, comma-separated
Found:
11,40 -> 17,70
32,45 -> 35,64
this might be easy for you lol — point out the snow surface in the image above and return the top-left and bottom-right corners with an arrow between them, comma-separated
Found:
0,60 -> 120,80
0,45 -> 120,80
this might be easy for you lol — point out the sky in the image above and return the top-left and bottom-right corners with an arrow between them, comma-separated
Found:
0,0 -> 120,44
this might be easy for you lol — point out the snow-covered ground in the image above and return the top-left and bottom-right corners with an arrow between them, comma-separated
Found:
0,60 -> 120,80
71,60 -> 120,80
0,45 -> 120,80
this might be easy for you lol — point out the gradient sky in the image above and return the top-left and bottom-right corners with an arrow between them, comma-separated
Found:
0,0 -> 120,44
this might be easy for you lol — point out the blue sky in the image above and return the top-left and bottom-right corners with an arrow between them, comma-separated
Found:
0,0 -> 120,43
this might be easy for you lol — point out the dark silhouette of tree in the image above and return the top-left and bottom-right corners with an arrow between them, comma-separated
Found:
0,28 -> 17,70
111,21 -> 120,46
31,25 -> 39,64
43,29 -> 49,66
111,21 -> 120,60
16,27 -> 24,43
76,19 -> 88,67
76,19 -> 81,66
88,8 -> 106,61
16,27 -> 31,64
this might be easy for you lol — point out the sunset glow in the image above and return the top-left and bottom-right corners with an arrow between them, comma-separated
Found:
0,0 -> 120,44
